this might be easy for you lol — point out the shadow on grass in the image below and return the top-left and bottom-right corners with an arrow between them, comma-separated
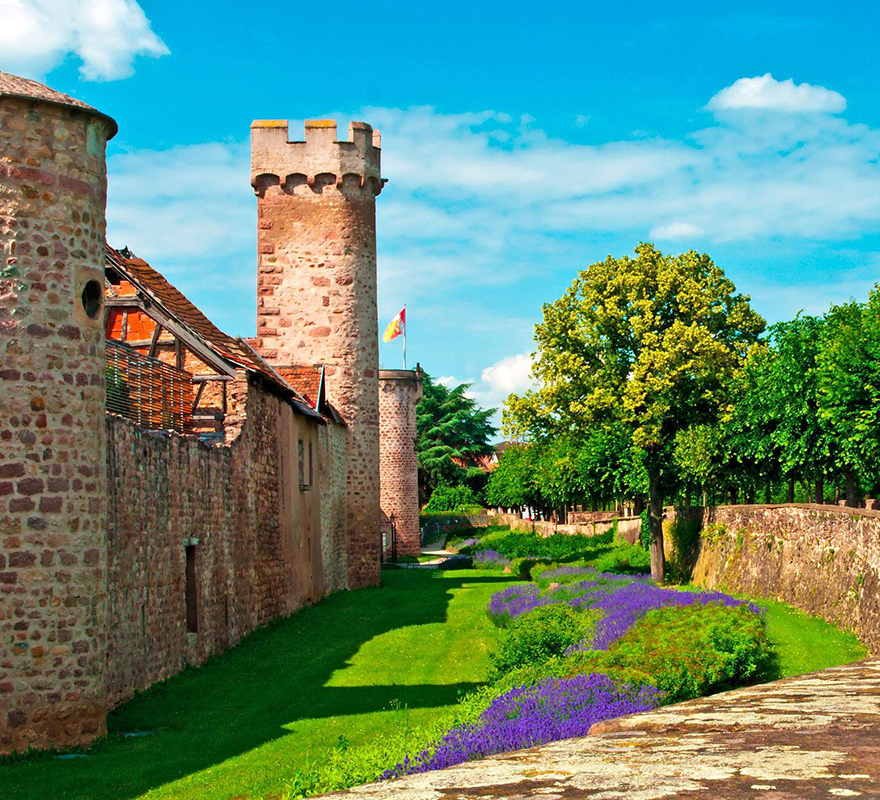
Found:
4,570 -> 514,800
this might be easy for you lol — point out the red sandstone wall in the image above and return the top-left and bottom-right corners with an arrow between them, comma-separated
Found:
250,120 -> 382,589
674,504 -> 880,652
378,372 -> 422,556
105,376 -> 342,707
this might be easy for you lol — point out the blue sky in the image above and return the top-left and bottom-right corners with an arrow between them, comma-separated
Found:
3,0 -> 880,416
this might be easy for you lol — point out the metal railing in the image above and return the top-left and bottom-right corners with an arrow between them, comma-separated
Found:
105,339 -> 194,434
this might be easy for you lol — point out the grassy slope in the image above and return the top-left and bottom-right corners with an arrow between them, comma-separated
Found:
7,569 -> 518,800
759,599 -> 867,678
6,566 -> 869,800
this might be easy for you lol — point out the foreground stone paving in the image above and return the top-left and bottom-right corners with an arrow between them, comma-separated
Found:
325,658 -> 880,798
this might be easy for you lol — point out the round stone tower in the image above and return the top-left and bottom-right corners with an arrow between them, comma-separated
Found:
379,368 -> 423,557
250,119 -> 383,588
0,72 -> 116,753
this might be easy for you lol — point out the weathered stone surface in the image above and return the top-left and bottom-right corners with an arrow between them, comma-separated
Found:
250,119 -> 383,589
674,504 -> 880,651
379,370 -> 422,557
0,79 -> 114,753
105,375 -> 348,708
324,658 -> 880,799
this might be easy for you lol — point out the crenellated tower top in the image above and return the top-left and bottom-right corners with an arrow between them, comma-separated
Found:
251,119 -> 383,195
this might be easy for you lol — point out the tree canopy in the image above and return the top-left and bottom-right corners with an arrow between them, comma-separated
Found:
416,372 -> 497,501
504,244 -> 765,581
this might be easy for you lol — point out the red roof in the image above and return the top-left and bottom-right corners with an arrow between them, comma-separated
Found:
104,245 -> 324,422
276,365 -> 322,408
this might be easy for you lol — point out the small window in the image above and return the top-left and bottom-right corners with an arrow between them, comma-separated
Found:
185,545 -> 198,633
81,279 -> 102,320
298,438 -> 312,490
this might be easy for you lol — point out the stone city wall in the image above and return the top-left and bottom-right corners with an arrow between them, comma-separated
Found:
671,504 -> 880,652
105,375 -> 346,707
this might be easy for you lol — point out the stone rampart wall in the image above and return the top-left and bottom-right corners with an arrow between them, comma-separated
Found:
106,376 -> 345,707
672,504 -> 880,651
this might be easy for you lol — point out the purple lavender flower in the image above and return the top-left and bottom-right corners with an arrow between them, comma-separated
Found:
456,538 -> 481,550
473,549 -> 511,569
382,673 -> 661,778
577,582 -> 760,651
540,565 -> 593,579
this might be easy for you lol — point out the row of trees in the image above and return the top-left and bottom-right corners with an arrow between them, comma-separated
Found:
498,243 -> 880,581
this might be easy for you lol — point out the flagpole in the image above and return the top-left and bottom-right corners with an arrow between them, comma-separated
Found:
403,304 -> 407,370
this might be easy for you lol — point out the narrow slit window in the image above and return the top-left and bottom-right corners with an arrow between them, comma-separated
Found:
185,545 -> 198,633
298,438 -> 305,489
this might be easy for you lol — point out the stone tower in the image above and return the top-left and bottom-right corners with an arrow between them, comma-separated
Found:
379,369 -> 423,557
250,119 -> 383,588
0,73 -> 116,752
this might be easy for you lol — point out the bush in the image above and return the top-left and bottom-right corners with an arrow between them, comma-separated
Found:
490,605 -> 598,677
423,484 -> 483,513
588,543 -> 651,574
602,603 -> 771,703
465,527 -> 613,562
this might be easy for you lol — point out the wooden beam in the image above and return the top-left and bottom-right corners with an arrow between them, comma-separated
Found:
121,310 -> 128,341
221,381 -> 228,418
147,323 -> 163,358
192,374 -> 234,383
191,382 -> 206,413
175,337 -> 184,371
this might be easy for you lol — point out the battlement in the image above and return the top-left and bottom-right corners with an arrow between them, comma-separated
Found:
251,119 -> 382,194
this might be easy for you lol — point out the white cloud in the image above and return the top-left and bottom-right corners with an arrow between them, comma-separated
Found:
650,221 -> 704,240
707,74 -> 846,114
481,353 -> 533,396
0,0 -> 168,81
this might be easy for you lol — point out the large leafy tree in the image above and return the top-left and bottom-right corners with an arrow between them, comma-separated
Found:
816,295 -> 880,504
505,244 -> 764,581
416,373 -> 497,501
485,443 -> 539,511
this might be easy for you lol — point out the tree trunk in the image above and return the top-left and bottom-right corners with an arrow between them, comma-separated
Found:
787,477 -> 795,504
729,485 -> 739,505
745,485 -> 755,505
634,495 -> 645,515
684,486 -> 692,507
648,465 -> 665,583
815,476 -> 824,506
764,477 -> 772,504
845,470 -> 857,507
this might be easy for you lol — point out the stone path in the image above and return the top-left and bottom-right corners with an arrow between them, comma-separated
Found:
322,658 -> 880,798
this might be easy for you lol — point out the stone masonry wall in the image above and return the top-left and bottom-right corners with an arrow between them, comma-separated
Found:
251,120 -> 382,589
673,504 -> 880,652
378,370 -> 422,557
0,95 -> 113,753
106,376 -> 342,708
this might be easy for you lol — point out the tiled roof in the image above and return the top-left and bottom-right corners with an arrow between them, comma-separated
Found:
276,365 -> 322,408
0,70 -> 117,137
104,245 -> 322,421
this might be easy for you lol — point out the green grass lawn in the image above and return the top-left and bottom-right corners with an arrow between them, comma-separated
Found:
759,598 -> 867,678
3,568 -> 869,800
5,569 -> 519,800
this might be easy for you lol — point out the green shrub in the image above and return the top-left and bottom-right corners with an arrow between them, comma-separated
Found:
509,556 -> 553,579
602,603 -> 771,703
588,544 -> 651,574
490,605 -> 598,677
423,484 -> 483,513
463,527 -> 613,562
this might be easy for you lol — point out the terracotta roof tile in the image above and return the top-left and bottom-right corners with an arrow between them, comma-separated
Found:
104,245 -> 323,423
276,365 -> 322,408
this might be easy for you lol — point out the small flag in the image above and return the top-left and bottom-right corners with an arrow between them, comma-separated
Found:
382,307 -> 406,342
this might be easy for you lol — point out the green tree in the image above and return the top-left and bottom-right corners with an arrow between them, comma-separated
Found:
485,443 -> 539,511
816,294 -> 880,504
416,373 -> 497,502
505,244 -> 764,581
